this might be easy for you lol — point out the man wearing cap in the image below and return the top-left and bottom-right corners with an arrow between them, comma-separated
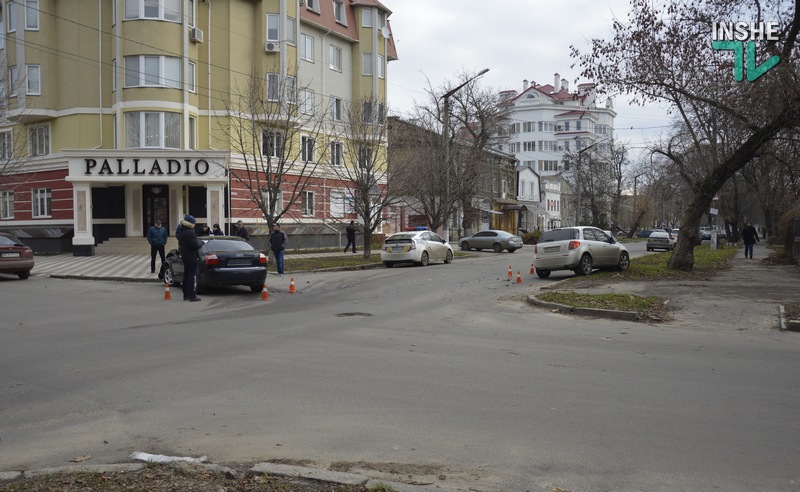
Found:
177,214 -> 204,301
146,219 -> 168,273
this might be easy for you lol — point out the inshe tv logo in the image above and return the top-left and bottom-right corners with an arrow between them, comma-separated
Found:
711,22 -> 781,81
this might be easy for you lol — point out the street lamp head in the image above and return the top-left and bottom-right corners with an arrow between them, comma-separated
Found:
477,68 -> 490,76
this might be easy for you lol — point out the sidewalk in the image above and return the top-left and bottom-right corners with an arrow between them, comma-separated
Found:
31,251 -> 361,282
549,243 -> 800,331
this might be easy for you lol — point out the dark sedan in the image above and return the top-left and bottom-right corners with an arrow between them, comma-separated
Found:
458,230 -> 523,253
0,232 -> 34,279
159,236 -> 267,293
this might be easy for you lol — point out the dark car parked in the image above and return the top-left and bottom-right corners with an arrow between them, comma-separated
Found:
159,236 -> 267,293
0,232 -> 35,279
636,229 -> 658,238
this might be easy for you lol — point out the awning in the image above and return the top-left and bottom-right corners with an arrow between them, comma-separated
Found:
502,204 -> 528,212
481,209 -> 504,215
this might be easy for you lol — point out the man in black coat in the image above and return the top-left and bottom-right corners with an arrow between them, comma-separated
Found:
344,220 -> 358,253
177,214 -> 204,301
233,220 -> 250,241
741,222 -> 760,259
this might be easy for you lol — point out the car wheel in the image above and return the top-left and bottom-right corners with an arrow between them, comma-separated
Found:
17,270 -> 30,280
444,250 -> 453,264
250,283 -> 263,293
507,248 -> 517,253
164,264 -> 180,286
383,261 -> 394,268
419,251 -> 429,266
646,247 -> 651,252
536,269 -> 551,279
460,241 -> 470,251
492,243 -> 503,253
617,251 -> 630,271
575,254 -> 593,276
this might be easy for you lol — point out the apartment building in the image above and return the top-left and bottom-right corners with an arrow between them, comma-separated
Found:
501,73 -> 615,228
0,0 -> 396,254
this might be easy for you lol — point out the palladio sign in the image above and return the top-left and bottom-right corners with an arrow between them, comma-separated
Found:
84,157 -> 211,176
65,151 -> 229,183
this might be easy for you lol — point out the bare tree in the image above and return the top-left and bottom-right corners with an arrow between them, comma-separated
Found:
0,64 -> 39,192
221,64 -> 328,230
328,96 -> 394,258
572,0 -> 800,270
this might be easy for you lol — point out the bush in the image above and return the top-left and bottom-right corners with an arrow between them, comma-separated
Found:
777,207 -> 800,263
522,230 -> 542,245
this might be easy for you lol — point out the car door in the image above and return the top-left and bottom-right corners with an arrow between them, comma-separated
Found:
590,228 -> 615,266
428,232 -> 447,261
474,231 -> 496,250
420,232 -> 439,261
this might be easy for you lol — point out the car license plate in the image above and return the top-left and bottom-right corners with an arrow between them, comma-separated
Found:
544,246 -> 560,253
227,258 -> 251,266
1,252 -> 20,258
391,245 -> 404,252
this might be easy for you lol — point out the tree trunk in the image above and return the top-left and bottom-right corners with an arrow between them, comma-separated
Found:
362,231 -> 372,258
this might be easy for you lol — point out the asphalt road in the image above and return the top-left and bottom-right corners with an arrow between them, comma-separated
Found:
1,250 -> 799,491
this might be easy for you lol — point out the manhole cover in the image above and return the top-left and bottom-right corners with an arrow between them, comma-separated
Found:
335,312 -> 374,317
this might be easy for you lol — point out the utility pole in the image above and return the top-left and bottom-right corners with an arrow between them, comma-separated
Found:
573,137 -> 607,226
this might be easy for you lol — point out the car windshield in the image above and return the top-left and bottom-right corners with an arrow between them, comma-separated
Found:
200,239 -> 254,253
540,229 -> 579,242
386,233 -> 416,242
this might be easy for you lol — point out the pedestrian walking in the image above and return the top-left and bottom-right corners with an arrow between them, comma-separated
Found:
344,220 -> 358,253
146,219 -> 168,273
269,223 -> 288,277
177,214 -> 204,301
233,220 -> 250,241
212,223 -> 224,236
741,222 -> 760,259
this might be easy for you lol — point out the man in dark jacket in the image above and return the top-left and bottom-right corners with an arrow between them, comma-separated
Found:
146,219 -> 168,273
741,222 -> 760,259
344,220 -> 358,253
233,220 -> 250,241
268,223 -> 288,277
178,214 -> 204,301
212,223 -> 224,236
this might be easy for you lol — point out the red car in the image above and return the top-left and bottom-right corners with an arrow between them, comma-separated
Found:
0,232 -> 35,279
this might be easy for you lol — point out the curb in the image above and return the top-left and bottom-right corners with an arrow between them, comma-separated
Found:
526,295 -> 640,321
2,461 -> 441,491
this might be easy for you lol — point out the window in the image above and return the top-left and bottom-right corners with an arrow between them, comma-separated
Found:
262,130 -> 283,158
306,0 -> 319,12
112,59 -> 117,91
188,0 -> 195,26
539,160 -> 558,172
0,7 -> 4,48
530,182 -> 536,199
286,17 -> 296,44
377,55 -> 384,78
520,180 -> 526,198
300,88 -> 314,114
523,141 -> 535,152
538,141 -> 556,152
26,64 -> 40,94
124,55 -> 181,88
267,72 -> 279,101
329,45 -> 342,71
362,8 -> 372,27
330,189 -> 346,218
9,66 -> 16,96
301,190 -> 314,216
362,100 -> 373,122
188,116 -> 196,150
25,0 -> 38,29
333,0 -> 345,24
0,190 -> 13,219
0,130 -> 11,159
266,13 -> 279,41
187,61 -> 196,92
523,122 -> 535,132
124,0 -> 180,22
564,140 -> 570,151
31,188 -> 50,217
285,75 -> 296,105
301,135 -> 315,162
329,96 -> 341,121
300,34 -> 314,62
29,124 -> 49,156
509,123 -> 520,134
261,188 -> 283,215
125,111 -> 181,148
330,141 -> 343,166
576,120 -> 582,131
361,53 -> 372,76
538,121 -> 555,132
7,1 -> 15,32
358,146 -> 372,168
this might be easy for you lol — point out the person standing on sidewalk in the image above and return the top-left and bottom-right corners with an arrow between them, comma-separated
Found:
269,223 -> 288,277
177,215 -> 204,301
146,219 -> 168,273
742,222 -> 760,259
344,220 -> 358,253
233,220 -> 250,241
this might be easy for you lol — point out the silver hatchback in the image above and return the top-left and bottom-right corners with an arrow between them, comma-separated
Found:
533,226 -> 630,278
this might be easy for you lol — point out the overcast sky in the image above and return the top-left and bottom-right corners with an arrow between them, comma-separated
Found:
385,0 -> 673,157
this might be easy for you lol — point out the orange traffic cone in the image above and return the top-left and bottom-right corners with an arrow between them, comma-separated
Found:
516,271 -> 522,284
289,277 -> 296,294
261,282 -> 269,300
530,263 -> 535,275
507,265 -> 513,280
163,282 -> 172,300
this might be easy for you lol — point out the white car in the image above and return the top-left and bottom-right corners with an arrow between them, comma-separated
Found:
533,226 -> 630,278
646,230 -> 675,251
381,231 -> 454,267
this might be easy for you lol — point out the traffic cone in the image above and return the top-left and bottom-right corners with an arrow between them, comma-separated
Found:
289,277 -> 296,294
507,265 -> 513,280
163,282 -> 172,300
261,282 -> 269,301
516,271 -> 522,284
530,263 -> 535,275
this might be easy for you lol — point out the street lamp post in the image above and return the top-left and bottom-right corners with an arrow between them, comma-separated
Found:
441,68 -> 489,243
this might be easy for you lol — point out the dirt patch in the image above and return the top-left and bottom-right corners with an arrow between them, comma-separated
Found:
330,461 -> 446,484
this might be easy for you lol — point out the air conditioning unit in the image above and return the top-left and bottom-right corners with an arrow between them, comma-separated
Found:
190,27 -> 203,43
265,41 -> 280,53
557,146 -> 564,151
556,125 -> 564,131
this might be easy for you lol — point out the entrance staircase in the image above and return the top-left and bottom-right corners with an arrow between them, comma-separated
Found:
95,237 -> 179,256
